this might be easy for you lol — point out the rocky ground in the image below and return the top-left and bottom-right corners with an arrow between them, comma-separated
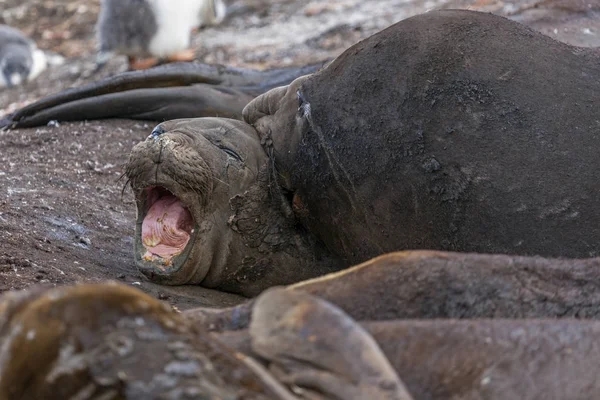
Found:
0,0 -> 598,309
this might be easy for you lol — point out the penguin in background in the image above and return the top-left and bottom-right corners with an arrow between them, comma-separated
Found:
96,0 -> 227,70
0,25 -> 49,89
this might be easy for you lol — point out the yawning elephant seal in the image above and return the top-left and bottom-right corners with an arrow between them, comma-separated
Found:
125,10 -> 600,293
4,9 -> 600,295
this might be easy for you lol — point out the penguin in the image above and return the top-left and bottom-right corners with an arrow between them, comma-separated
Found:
0,25 -> 48,89
96,0 -> 227,70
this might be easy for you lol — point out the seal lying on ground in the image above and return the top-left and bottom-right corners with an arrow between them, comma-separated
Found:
5,10 -> 600,295
0,61 -> 326,126
3,275 -> 600,400
187,251 -> 600,329
96,0 -> 226,70
126,10 -> 600,294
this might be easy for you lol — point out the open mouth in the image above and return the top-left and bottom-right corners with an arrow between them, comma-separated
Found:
136,186 -> 197,275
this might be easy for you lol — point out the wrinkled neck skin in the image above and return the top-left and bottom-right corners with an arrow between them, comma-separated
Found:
217,158 -> 343,296
243,75 -> 312,191
126,117 -> 341,297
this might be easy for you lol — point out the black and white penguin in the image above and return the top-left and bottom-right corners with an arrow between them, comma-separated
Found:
96,0 -> 227,70
0,25 -> 48,88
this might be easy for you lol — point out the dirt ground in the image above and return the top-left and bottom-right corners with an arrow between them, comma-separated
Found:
0,0 -> 599,309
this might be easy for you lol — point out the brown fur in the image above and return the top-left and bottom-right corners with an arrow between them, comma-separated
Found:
186,250 -> 600,331
5,283 -> 600,399
0,283 -> 283,399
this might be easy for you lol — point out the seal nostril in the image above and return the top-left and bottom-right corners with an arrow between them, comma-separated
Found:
150,125 -> 166,140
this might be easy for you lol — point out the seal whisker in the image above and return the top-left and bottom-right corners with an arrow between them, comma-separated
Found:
120,178 -> 132,202
155,141 -> 164,186
212,176 -> 230,187
115,170 -> 128,184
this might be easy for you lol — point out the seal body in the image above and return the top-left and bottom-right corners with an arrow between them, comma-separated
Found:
96,0 -> 226,63
0,24 -> 47,88
246,10 -> 600,264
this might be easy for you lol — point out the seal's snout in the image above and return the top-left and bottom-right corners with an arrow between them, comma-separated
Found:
125,117 -> 270,292
125,128 -> 216,285
150,125 -> 166,140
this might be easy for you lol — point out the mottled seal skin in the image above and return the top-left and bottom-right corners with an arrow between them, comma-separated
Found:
126,118 -> 342,296
0,283 -> 282,400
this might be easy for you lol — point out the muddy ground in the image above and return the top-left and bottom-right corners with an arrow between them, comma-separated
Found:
0,0 -> 599,309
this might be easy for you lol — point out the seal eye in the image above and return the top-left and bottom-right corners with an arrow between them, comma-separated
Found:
218,145 -> 242,162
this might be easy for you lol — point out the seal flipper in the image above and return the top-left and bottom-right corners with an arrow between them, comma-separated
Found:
1,61 -> 327,129
4,85 -> 255,128
249,288 -> 414,400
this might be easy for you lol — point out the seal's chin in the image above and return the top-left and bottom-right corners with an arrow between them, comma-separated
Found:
134,186 -> 198,281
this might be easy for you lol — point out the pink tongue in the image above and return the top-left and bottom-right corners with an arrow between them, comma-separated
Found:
141,195 -> 193,259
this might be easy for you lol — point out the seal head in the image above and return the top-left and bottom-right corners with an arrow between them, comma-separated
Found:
125,117 -> 341,296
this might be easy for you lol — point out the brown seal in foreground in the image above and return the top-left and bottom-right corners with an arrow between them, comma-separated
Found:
3,274 -> 600,399
0,283 -> 411,400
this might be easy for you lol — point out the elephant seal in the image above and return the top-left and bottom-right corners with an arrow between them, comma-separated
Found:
96,0 -> 226,70
0,24 -> 47,88
0,282 -> 411,400
4,281 -> 600,399
0,283 -> 285,399
5,10 -> 600,294
123,9 -> 600,294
